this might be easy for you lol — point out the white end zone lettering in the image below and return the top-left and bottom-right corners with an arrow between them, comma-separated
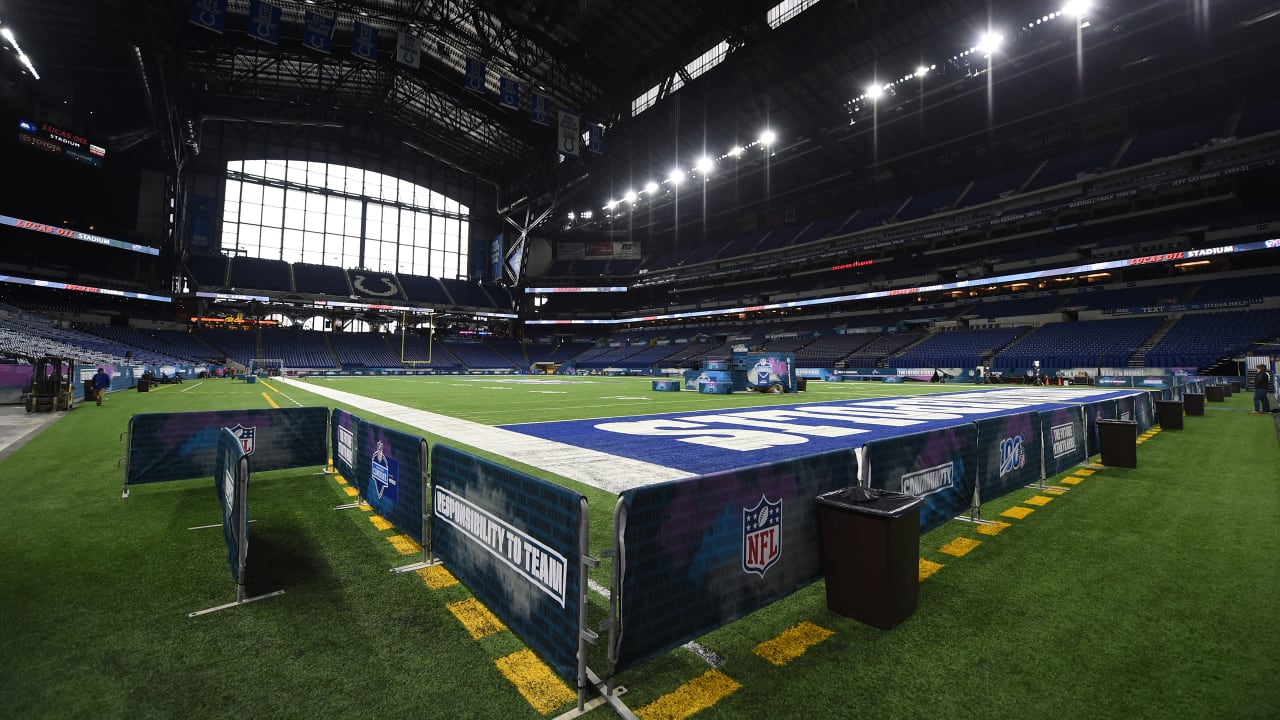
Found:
592,419 -> 810,451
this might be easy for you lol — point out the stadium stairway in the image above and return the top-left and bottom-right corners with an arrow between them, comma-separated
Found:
1127,317 -> 1179,367
983,325 -> 1039,364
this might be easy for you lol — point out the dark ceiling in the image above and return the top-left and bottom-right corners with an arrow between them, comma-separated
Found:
2,0 -> 1279,242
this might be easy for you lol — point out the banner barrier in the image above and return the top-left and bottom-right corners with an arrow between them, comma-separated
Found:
974,412 -> 1044,505
431,444 -> 586,681
611,449 -> 857,673
0,363 -> 33,404
1083,399 -> 1120,456
1040,406 -> 1088,478
352,419 -> 427,545
125,407 -> 329,487
331,408 -> 359,482
216,427 -> 249,586
190,427 -> 285,617
865,425 -> 978,534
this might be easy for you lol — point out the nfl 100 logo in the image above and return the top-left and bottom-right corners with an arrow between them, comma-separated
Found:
225,424 -> 256,455
999,434 -> 1025,476
742,495 -> 781,577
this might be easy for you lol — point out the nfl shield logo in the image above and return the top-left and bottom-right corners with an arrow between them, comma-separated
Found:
226,424 -> 256,455
742,495 -> 782,577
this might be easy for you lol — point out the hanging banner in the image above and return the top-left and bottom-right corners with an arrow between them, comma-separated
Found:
499,77 -> 519,109
557,111 -> 580,158
395,30 -> 421,69
188,0 -> 227,33
246,0 -> 282,45
303,10 -> 335,54
587,123 -> 603,154
531,93 -> 550,125
352,20 -> 379,62
464,57 -> 486,93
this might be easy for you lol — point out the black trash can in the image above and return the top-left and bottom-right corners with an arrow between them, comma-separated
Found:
815,487 -> 923,629
1228,380 -> 1242,394
1222,383 -> 1234,398
1184,393 -> 1205,416
137,378 -> 150,393
1098,419 -> 1138,468
1155,400 -> 1182,430
1205,385 -> 1225,403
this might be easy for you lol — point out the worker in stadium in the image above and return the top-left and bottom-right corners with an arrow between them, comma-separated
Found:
91,367 -> 111,406
1250,363 -> 1272,414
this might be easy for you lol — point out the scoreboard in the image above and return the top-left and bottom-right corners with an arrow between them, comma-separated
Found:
17,118 -> 106,168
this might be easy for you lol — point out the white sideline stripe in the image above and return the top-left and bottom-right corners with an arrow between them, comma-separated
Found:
276,377 -> 694,492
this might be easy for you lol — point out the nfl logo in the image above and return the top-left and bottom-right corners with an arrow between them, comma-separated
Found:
742,495 -> 782,577
226,424 -> 256,455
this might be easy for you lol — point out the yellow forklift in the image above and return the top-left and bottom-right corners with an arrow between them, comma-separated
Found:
22,356 -> 76,412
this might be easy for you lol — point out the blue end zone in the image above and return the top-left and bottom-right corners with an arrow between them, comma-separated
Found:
499,388 -> 1146,476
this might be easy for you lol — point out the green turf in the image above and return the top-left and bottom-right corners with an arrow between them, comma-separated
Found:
1,378 -> 1276,719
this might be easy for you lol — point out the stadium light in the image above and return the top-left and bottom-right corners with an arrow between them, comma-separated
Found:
865,83 -> 885,100
623,190 -> 637,203
727,146 -> 743,158
694,156 -> 714,174
976,31 -> 1004,56
667,169 -> 684,185
1063,0 -> 1091,18
643,181 -> 658,194
915,65 -> 929,77
0,24 -> 40,80
758,129 -> 776,146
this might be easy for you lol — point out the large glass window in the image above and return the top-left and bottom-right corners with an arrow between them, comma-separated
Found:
221,160 -> 469,278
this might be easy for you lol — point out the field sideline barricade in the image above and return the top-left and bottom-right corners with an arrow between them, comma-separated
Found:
122,407 -> 329,496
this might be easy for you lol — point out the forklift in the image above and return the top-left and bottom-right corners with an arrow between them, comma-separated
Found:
22,356 -> 76,412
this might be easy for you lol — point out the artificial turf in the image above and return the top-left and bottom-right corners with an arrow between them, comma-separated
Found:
1,377 -> 1276,719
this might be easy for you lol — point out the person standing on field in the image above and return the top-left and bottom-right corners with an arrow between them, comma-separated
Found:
91,367 -> 111,406
1250,364 -> 1272,414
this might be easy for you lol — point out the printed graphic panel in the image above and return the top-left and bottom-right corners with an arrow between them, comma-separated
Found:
865,424 -> 978,533
613,449 -> 857,672
127,408 -> 328,485
431,444 -> 584,681
353,420 -> 425,543
974,412 -> 1043,504
215,428 -> 249,584
1040,406 -> 1087,477
332,408 -> 359,482
1084,399 -> 1120,456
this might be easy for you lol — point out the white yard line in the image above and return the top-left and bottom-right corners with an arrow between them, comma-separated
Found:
276,376 -> 694,493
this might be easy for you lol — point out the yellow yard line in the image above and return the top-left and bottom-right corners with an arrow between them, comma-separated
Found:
753,621 -> 834,666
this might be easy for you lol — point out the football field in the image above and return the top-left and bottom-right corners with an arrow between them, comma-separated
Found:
1,375 -> 1277,720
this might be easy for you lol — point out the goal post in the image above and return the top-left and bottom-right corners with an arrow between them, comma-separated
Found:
248,358 -> 285,376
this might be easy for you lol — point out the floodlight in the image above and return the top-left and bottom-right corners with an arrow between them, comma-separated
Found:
643,181 -> 659,194
915,65 -> 929,77
694,156 -> 714,174
668,169 -> 684,185
623,190 -> 637,203
727,146 -> 744,158
976,31 -> 1003,56
758,129 -> 776,146
865,84 -> 885,100
1063,0 -> 1091,17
